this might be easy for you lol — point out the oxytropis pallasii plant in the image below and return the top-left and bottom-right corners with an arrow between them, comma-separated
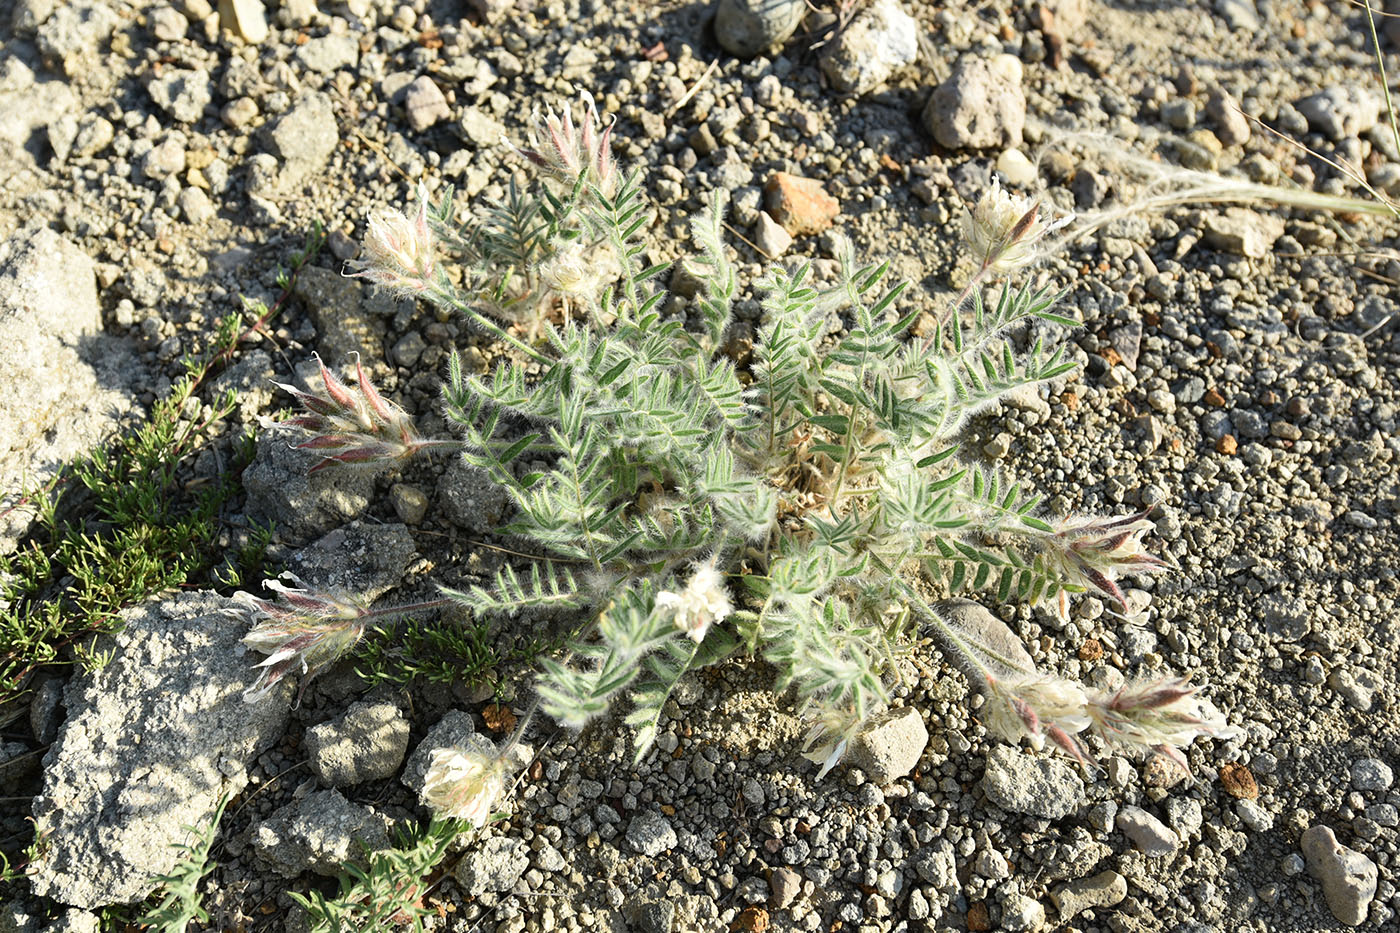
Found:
232,90 -> 1237,826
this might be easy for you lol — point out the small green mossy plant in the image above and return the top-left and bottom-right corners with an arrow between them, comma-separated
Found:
236,93 -> 1237,819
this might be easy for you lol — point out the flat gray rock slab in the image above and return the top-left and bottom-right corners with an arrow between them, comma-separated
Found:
28,592 -> 291,908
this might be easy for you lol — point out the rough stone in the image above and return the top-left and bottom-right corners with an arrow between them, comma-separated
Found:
219,0 -> 269,43
1202,208 -> 1285,259
1296,86 -> 1379,141
0,227 -> 137,555
468,0 -> 516,23
1051,871 -> 1127,919
924,55 -> 1026,150
981,745 -> 1085,820
714,0 -> 806,59
295,33 -> 359,74
439,458 -> 513,534
1351,758 -> 1394,792
848,706 -> 928,784
819,0 -> 918,96
35,1 -> 118,75
1116,805 -> 1179,857
390,483 -> 430,525
1207,89 -> 1251,147
265,93 -> 339,195
753,211 -> 792,257
28,593 -> 290,907
1301,824 -> 1377,926
764,172 -> 840,236
147,68 -> 212,124
305,700 -> 411,787
287,520 -> 416,602
454,836 -> 530,894
404,75 -> 452,132
937,599 -> 1036,679
252,789 -> 393,877
627,809 -> 678,857
242,423 -> 374,546
769,866 -> 802,908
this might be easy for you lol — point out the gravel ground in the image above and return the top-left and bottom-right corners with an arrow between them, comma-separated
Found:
2,1 -> 1399,931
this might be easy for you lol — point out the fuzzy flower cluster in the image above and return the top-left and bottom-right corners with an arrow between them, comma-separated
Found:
228,575 -> 368,705
655,559 -> 733,643
347,187 -> 438,296
963,179 -> 1071,274
981,671 -> 1238,771
421,745 -> 506,828
277,354 -> 451,472
1043,510 -> 1170,617
516,90 -> 617,199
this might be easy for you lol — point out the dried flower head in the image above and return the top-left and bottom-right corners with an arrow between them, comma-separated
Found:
347,187 -> 437,294
1044,510 -> 1170,617
421,745 -> 506,828
278,354 -> 451,472
981,673 -> 1094,766
228,575 -> 368,704
1086,676 -> 1240,771
963,179 -> 1071,274
516,90 -> 617,198
655,558 -> 733,643
801,703 -> 864,780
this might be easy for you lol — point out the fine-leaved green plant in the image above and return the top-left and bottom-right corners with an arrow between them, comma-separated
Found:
234,92 -> 1236,819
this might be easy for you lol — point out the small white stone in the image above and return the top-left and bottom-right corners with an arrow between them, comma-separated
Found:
996,148 -> 1038,186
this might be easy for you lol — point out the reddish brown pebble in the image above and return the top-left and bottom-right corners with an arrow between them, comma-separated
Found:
1216,434 -> 1238,455
733,907 -> 770,932
1078,639 -> 1104,662
1203,388 -> 1225,407
967,901 -> 991,932
482,703 -> 517,733
1099,346 -> 1123,367
1220,761 -> 1259,799
1062,391 -> 1079,411
764,172 -> 840,237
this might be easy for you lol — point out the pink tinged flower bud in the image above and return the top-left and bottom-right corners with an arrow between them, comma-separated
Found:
1086,676 -> 1240,770
655,559 -> 733,643
1046,510 -> 1170,612
962,179 -> 1072,274
420,746 -> 506,828
980,674 -> 1091,753
346,190 -> 437,295
227,575 -> 368,706
516,91 -> 618,199
277,354 -> 431,473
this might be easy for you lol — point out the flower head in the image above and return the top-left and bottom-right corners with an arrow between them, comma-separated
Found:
962,179 -> 1071,274
421,744 -> 506,828
1044,510 -> 1170,617
277,354 -> 442,473
347,187 -> 437,295
801,703 -> 864,780
980,673 -> 1094,766
655,558 -> 733,643
537,240 -> 601,298
228,575 -> 368,705
516,90 -> 617,199
1086,676 -> 1241,771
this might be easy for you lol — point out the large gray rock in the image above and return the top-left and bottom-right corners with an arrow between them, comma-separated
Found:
251,789 -> 393,877
147,68 -> 213,124
401,710 -> 480,796
981,744 -> 1085,820
849,706 -> 928,784
438,458 -> 512,534
264,93 -> 339,195
714,0 -> 806,59
35,1 -> 118,75
305,700 -> 411,787
242,423 -> 374,546
287,520 -> 417,602
1296,86 -> 1380,142
0,227 -> 137,554
454,836 -> 530,894
28,593 -> 291,907
819,0 -> 917,96
923,55 -> 1026,151
1302,824 -> 1378,926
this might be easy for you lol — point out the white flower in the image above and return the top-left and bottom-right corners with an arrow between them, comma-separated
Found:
981,674 -> 1091,751
348,188 -> 436,294
962,179 -> 1071,274
655,559 -> 733,643
420,746 -> 505,828
538,241 -> 599,297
